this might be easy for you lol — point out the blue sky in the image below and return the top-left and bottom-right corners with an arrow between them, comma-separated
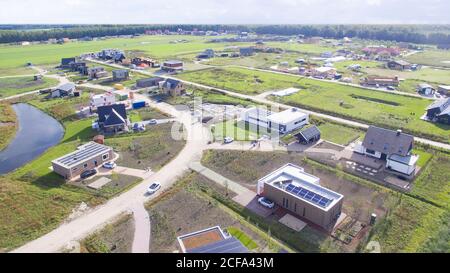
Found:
1,0 -> 449,24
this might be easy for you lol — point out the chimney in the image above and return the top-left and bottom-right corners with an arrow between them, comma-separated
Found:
396,129 -> 402,136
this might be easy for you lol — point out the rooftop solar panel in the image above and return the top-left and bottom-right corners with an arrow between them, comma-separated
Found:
187,237 -> 249,253
284,183 -> 334,208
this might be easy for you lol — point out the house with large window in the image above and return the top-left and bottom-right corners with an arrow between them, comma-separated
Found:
241,107 -> 308,134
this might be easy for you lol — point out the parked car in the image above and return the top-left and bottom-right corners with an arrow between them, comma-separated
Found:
102,162 -> 116,169
147,182 -> 161,194
148,119 -> 157,125
223,137 -> 234,144
80,169 -> 97,179
258,197 -> 275,209
386,86 -> 396,90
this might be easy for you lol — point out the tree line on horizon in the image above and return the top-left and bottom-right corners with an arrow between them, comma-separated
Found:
1,24 -> 450,45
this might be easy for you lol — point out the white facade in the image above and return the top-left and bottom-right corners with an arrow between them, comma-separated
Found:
386,154 -> 418,175
90,93 -> 116,109
241,107 -> 308,133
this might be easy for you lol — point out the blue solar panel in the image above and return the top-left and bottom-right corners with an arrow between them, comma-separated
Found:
285,184 -> 333,208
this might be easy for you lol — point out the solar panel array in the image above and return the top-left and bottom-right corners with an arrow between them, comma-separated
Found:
55,142 -> 110,167
300,126 -> 320,140
188,237 -> 249,253
285,183 -> 332,208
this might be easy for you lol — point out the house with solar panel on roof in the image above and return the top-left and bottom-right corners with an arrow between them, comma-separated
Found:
257,163 -> 344,231
294,125 -> 321,144
353,126 -> 419,176
52,142 -> 114,179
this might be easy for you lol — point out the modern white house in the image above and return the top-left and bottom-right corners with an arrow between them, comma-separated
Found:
353,126 -> 419,176
257,163 -> 343,230
90,92 -> 116,109
240,107 -> 308,134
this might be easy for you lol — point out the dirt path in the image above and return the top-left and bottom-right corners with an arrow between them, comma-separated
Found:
130,203 -> 151,253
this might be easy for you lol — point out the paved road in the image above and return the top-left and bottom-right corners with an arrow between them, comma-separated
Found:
130,203 -> 151,253
12,98 -> 211,253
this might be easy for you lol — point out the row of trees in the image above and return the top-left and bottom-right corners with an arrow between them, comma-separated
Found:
1,24 -> 450,45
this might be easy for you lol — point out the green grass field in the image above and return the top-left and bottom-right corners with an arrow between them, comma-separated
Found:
178,66 -> 450,143
0,35 -> 250,70
405,50 -> 450,68
212,120 -> 262,141
365,67 -> 450,85
0,76 -> 59,98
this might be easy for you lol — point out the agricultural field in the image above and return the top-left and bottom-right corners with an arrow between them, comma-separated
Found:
177,66 -> 450,143
0,103 -> 17,151
0,76 -> 59,98
0,35 -> 251,70
404,49 -> 450,68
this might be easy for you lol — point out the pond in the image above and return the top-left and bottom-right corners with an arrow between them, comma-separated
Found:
0,103 -> 64,174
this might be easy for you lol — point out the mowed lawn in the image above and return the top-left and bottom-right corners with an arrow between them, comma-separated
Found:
178,67 -> 449,143
0,35 -> 251,70
0,76 -> 59,98
405,49 -> 450,68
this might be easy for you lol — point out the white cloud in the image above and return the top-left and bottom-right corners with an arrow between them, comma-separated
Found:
0,0 -> 449,24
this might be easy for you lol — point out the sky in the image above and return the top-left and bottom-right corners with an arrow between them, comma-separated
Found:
1,0 -> 449,24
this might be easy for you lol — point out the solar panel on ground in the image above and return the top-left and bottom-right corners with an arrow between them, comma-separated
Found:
285,184 -> 333,208
187,237 -> 249,253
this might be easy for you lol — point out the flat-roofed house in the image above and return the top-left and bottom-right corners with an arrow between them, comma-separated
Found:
60,57 -> 76,69
161,60 -> 184,72
136,77 -> 164,88
52,142 -> 113,179
239,47 -> 254,56
354,126 -> 419,176
88,67 -> 107,79
311,67 -> 336,79
257,163 -> 344,231
241,107 -> 308,134
361,76 -> 400,87
90,92 -> 116,109
112,69 -> 130,81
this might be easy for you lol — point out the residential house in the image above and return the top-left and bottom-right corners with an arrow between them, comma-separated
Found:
112,69 -> 130,81
294,125 -> 321,144
241,107 -> 309,134
311,67 -> 336,79
387,60 -> 411,71
60,57 -> 76,69
136,77 -> 164,88
90,92 -> 116,109
50,83 -> 77,98
361,76 -> 400,87
97,104 -> 129,133
354,126 -> 419,176
257,163 -> 344,231
161,60 -> 184,72
88,67 -> 107,79
426,98 -> 450,125
197,49 -> 215,59
437,85 -> 450,96
159,78 -> 185,96
52,142 -> 114,179
417,83 -> 435,96
239,47 -> 254,56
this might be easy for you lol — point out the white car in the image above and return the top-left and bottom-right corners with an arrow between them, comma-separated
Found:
102,162 -> 116,169
223,137 -> 234,144
147,182 -> 161,194
148,119 -> 157,125
258,197 -> 275,209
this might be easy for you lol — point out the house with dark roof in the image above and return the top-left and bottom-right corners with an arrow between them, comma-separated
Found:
426,98 -> 450,125
239,47 -> 254,56
354,126 -> 419,176
387,60 -> 411,71
60,57 -> 76,69
112,69 -> 130,81
161,60 -> 183,72
197,49 -> 215,59
417,83 -> 435,96
160,78 -> 185,96
294,125 -> 321,144
50,83 -> 78,98
97,104 -> 129,133
136,77 -> 164,88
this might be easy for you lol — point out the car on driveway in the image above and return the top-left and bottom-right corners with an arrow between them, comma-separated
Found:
223,137 -> 234,144
80,169 -> 97,179
102,162 -> 117,169
148,119 -> 157,125
258,197 -> 275,209
147,182 -> 161,194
